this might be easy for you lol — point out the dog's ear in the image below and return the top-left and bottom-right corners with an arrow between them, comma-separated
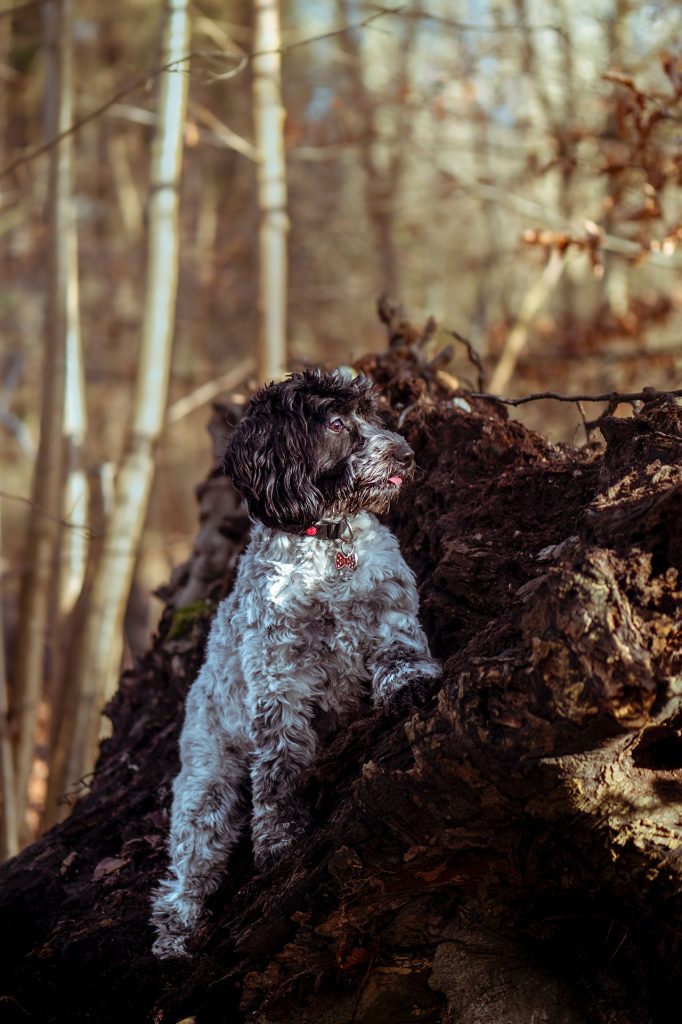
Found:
223,399 -> 324,528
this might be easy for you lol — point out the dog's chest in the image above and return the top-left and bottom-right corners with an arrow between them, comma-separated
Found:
234,518 -> 407,697
264,564 -> 380,678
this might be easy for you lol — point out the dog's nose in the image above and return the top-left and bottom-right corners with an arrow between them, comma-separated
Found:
393,444 -> 414,468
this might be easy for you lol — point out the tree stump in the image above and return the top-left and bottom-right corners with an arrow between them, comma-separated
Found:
1,327 -> 680,1024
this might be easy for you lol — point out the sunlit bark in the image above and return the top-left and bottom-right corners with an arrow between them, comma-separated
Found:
47,0 -> 191,819
252,0 -> 288,381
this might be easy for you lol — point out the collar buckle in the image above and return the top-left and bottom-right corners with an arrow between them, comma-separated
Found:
295,517 -> 351,541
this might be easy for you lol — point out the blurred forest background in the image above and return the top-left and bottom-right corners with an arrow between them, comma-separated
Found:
0,0 -> 681,853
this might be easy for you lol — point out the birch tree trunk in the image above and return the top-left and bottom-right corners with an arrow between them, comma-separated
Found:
42,285 -> 88,829
11,0 -> 74,837
57,244 -> 88,620
46,0 -> 191,820
252,0 -> 288,381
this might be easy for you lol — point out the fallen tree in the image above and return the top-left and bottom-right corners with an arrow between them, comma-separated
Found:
1,309 -> 681,1024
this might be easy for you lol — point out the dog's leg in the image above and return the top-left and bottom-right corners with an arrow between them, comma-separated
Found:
248,691 -> 317,870
369,613 -> 441,715
151,671 -> 249,959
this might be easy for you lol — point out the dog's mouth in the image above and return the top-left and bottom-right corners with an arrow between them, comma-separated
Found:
357,472 -> 406,493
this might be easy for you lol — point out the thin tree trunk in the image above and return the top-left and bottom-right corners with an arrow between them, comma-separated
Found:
43,281 -> 88,827
488,248 -> 567,394
11,0 -> 73,838
0,11 -> 11,158
252,0 -> 288,381
57,165 -> 87,620
515,0 -> 579,324
47,0 -> 191,819
108,130 -> 144,242
602,0 -> 631,316
338,0 -> 416,300
0,502 -> 19,859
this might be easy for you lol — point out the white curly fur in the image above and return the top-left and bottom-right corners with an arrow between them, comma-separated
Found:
151,373 -> 440,958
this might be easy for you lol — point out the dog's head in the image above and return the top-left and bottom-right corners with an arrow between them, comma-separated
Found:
223,370 -> 414,528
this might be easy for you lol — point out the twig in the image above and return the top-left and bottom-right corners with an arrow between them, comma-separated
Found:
188,99 -> 258,161
449,329 -> 485,391
365,3 -> 564,34
0,490 -> 95,537
418,314 -> 437,348
436,163 -> 682,269
275,6 -> 403,56
0,54 -> 194,181
575,400 -> 590,444
469,385 -> 682,446
468,386 -> 682,407
166,358 -> 257,424
0,8 -> 401,180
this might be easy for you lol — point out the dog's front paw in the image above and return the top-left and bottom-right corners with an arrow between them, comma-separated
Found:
152,930 -> 192,961
150,877 -> 203,960
381,675 -> 438,718
252,814 -> 309,871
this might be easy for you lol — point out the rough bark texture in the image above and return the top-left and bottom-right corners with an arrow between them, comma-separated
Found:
1,314 -> 681,1024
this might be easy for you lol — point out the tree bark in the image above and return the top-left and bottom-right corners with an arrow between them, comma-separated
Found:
0,319 -> 680,1024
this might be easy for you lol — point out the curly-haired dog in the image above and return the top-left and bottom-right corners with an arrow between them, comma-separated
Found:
151,370 -> 440,958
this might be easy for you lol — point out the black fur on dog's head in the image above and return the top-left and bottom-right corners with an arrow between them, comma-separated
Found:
223,369 -> 414,529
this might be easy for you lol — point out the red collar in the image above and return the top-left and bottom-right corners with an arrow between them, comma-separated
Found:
279,517 -> 352,541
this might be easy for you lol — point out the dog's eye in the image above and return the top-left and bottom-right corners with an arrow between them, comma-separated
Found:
328,418 -> 346,433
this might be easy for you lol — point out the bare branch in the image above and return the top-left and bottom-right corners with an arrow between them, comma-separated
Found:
448,329 -> 486,392
0,491 -> 95,537
469,386 -> 682,408
0,7 -> 401,181
276,6 -> 404,56
437,164 -> 682,269
166,358 -> 257,424
364,2 -> 564,35
0,54 -> 192,181
187,99 -> 258,160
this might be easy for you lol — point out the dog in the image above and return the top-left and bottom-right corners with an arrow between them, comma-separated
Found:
151,369 -> 440,958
